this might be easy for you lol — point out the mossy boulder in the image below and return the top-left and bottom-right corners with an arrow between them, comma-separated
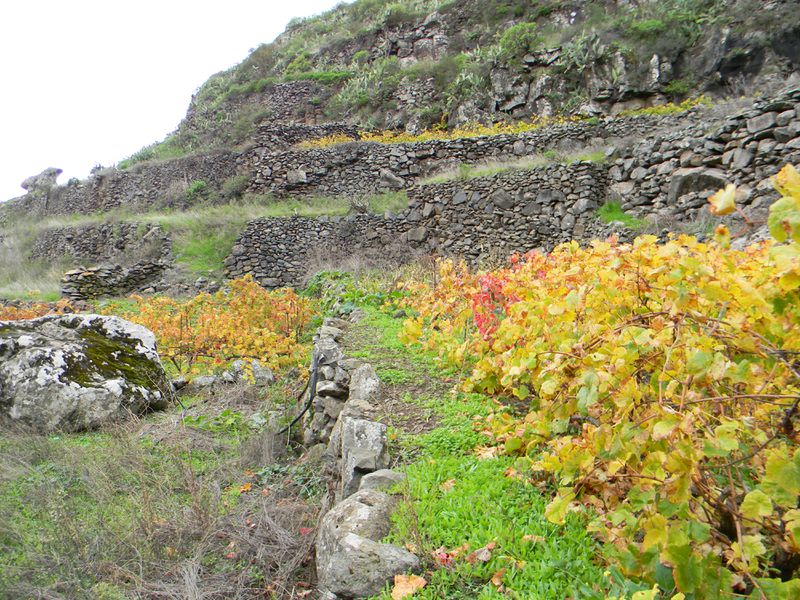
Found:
0,314 -> 170,432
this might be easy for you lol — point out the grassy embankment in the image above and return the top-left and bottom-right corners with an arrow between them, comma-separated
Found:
0,191 -> 408,301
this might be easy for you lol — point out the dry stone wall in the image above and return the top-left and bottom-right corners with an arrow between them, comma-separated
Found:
301,319 -> 420,600
246,113 -> 698,199
0,111 -> 693,220
225,163 -> 607,287
31,222 -> 169,265
61,262 -> 168,301
253,122 -> 359,151
180,81 -> 334,146
3,151 -> 244,218
610,86 -> 800,221
5,88 -> 799,302
225,214 -> 417,288
26,222 -> 173,301
404,162 -> 608,259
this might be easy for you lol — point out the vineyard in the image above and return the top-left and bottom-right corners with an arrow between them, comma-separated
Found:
100,274 -> 315,376
396,165 -> 800,598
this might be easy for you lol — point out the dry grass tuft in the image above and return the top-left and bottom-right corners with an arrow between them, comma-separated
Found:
0,384 -> 322,599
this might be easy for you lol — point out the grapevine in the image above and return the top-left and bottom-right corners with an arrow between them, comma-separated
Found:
399,165 -> 800,597
104,275 -> 315,376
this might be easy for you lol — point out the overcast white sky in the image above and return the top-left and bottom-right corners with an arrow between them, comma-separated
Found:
0,0 -> 341,202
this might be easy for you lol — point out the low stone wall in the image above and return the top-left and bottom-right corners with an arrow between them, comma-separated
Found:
301,319 -> 419,600
405,162 -> 608,258
31,222 -> 170,265
225,162 -> 608,287
0,110 -> 695,220
225,214 -> 418,288
246,112 -> 696,199
61,262 -> 167,301
3,150 -> 245,217
253,122 -> 360,151
180,81 -> 334,146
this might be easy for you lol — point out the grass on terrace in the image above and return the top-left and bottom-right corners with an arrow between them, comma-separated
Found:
420,147 -> 607,185
0,388 -> 323,598
297,97 -> 708,152
337,307 -> 634,599
0,192 -> 409,299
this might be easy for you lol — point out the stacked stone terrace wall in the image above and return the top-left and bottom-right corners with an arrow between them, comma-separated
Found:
31,222 -> 170,265
253,122 -> 359,151
1,112 -> 692,222
181,81 -> 333,144
225,214 -> 417,288
28,222 -> 173,301
225,163 -> 607,287
61,262 -> 167,301
611,86 -> 800,220
3,151 -> 244,218
246,113 -> 699,199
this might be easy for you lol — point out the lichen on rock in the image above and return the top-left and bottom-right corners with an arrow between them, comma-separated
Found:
0,314 -> 171,432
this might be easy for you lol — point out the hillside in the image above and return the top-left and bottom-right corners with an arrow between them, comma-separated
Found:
1,0 -> 800,598
122,0 -> 800,165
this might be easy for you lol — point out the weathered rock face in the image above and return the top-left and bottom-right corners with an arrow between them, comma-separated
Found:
20,167 -> 62,193
0,314 -> 170,432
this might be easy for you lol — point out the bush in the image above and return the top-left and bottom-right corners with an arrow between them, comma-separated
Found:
329,57 -> 403,116
384,3 -> 421,28
118,135 -> 186,170
627,17 -> 667,37
398,166 -> 800,596
283,70 -> 352,85
596,201 -> 647,229
185,180 -> 208,203
283,52 -> 313,76
663,76 -> 694,97
620,95 -> 710,117
222,77 -> 277,102
105,275 -> 314,375
221,174 -> 250,199
497,22 -> 542,62
351,49 -> 369,65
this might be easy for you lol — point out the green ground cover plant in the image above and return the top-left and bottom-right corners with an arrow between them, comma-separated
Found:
338,308 -> 634,598
597,200 -> 649,230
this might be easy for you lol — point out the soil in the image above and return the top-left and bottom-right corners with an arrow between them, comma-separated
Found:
340,313 -> 451,436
